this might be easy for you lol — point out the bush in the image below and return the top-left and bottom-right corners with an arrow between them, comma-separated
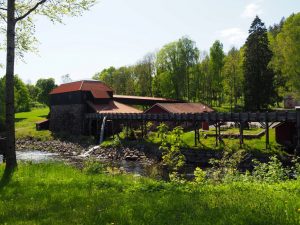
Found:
83,159 -> 105,175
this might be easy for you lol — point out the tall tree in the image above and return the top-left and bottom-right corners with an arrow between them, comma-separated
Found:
134,53 -> 155,97
244,16 -> 276,111
209,40 -> 224,106
274,13 -> 300,95
269,17 -> 288,105
0,0 -> 95,170
155,37 -> 199,100
222,47 -> 244,111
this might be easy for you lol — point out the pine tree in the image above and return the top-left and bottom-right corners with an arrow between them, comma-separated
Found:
244,16 -> 276,111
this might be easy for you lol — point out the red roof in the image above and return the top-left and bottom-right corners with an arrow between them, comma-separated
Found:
87,101 -> 142,114
50,80 -> 113,99
113,95 -> 180,102
144,103 -> 214,114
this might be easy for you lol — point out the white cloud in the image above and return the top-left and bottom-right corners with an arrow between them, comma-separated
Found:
219,28 -> 247,45
241,3 -> 263,18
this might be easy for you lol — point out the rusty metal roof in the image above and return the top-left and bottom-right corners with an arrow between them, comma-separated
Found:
113,95 -> 181,102
87,101 -> 142,114
144,103 -> 214,114
50,80 -> 113,99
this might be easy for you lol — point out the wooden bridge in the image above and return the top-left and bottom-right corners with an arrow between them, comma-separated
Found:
85,108 -> 300,154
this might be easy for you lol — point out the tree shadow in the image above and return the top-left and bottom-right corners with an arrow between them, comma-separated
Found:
0,167 -> 14,190
38,114 -> 49,119
15,118 -> 26,123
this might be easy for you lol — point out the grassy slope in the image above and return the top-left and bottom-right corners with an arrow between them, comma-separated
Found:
0,163 -> 299,225
15,107 -> 52,141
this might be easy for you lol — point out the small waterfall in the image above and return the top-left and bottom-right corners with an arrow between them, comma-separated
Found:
99,116 -> 107,144
79,116 -> 107,158
80,145 -> 99,157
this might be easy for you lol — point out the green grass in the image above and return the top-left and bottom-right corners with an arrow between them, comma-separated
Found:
0,163 -> 299,225
144,127 -> 283,154
15,107 -> 52,141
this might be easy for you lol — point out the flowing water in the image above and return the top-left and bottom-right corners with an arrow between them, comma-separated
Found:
99,116 -> 107,144
0,150 -> 60,163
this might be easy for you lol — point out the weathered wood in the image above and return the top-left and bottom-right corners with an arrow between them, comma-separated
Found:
85,110 -> 297,123
239,120 -> 244,147
265,112 -> 269,149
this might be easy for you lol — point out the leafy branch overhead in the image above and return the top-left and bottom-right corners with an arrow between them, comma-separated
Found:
0,0 -> 96,58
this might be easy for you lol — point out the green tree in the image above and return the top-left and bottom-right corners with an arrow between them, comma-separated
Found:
134,53 -> 155,97
244,16 -> 276,111
1,0 -> 95,170
26,83 -> 41,103
36,78 -> 56,106
274,13 -> 300,95
269,17 -> 289,105
14,76 -> 31,112
155,37 -> 199,100
93,66 -> 116,89
222,47 -> 244,111
209,40 -> 225,106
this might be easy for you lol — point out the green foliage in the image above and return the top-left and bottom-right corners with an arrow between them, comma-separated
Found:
252,156 -> 289,183
194,167 -> 206,184
209,40 -> 225,106
36,78 -> 56,106
158,125 -> 186,172
156,36 -> 199,100
83,159 -> 105,175
207,149 -> 246,183
222,47 -> 244,110
274,13 -> 300,94
14,75 -> 31,112
244,16 -> 276,111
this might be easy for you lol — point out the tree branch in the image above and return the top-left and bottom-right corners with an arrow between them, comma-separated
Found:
15,0 -> 47,22
0,7 -> 7,11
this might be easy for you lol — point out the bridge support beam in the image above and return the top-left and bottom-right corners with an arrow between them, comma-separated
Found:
265,112 -> 270,150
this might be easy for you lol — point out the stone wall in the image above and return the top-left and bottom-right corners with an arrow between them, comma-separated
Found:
50,104 -> 86,135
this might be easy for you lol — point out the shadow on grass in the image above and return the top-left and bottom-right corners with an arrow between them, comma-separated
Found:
0,166 -> 14,190
15,117 -> 26,123
38,114 -> 49,119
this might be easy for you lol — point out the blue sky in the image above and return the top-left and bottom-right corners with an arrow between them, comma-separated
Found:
1,0 -> 299,84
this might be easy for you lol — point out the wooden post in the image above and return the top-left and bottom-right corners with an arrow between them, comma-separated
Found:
295,107 -> 300,155
265,112 -> 269,149
112,120 -> 115,139
239,122 -> 244,147
141,120 -> 144,139
215,123 -> 218,147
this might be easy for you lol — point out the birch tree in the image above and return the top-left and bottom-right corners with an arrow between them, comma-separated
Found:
0,0 -> 96,171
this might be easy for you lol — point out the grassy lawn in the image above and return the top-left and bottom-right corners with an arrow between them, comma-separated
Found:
0,163 -> 299,225
15,107 -> 52,141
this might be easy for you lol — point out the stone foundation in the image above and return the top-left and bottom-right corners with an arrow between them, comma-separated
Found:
50,104 -> 86,135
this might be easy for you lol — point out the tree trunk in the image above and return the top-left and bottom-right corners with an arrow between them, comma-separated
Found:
5,0 -> 17,170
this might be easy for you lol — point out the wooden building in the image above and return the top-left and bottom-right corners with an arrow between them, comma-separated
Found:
144,103 -> 214,130
274,122 -> 297,151
49,80 -> 182,135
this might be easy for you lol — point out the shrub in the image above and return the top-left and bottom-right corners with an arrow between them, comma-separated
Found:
252,156 -> 289,183
83,159 -> 105,175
